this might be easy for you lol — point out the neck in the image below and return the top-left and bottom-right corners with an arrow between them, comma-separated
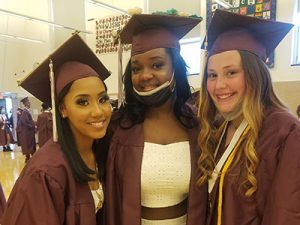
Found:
76,139 -> 95,170
146,98 -> 174,119
76,139 -> 94,157
230,114 -> 244,130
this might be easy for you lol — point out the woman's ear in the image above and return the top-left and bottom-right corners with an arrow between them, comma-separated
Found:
59,104 -> 67,119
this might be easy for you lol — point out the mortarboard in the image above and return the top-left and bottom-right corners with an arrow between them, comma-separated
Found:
202,9 -> 294,61
19,33 -> 111,141
20,97 -> 29,103
20,33 -> 110,107
115,12 -> 202,107
120,14 -> 202,56
197,10 -> 293,116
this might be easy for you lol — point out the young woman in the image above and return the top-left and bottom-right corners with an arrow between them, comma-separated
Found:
105,13 -> 207,225
197,10 -> 300,225
2,34 -> 111,225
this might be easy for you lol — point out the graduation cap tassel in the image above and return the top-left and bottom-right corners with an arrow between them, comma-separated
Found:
117,39 -> 123,108
49,59 -> 58,142
197,35 -> 208,117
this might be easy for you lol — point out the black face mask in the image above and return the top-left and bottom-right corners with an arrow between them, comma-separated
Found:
133,74 -> 175,107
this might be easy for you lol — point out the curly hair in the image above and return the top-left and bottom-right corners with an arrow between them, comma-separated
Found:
197,50 -> 286,196
116,48 -> 197,129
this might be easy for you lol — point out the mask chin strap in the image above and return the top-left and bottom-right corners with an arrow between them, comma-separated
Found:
133,71 -> 175,96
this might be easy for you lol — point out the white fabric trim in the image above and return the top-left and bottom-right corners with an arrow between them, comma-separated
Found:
208,119 -> 248,194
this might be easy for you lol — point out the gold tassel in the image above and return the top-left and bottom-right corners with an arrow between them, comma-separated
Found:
117,39 -> 123,108
49,59 -> 58,142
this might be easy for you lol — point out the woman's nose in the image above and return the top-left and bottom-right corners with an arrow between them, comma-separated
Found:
140,68 -> 154,81
215,76 -> 227,89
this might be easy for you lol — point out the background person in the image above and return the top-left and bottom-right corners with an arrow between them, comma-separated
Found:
18,97 -> 36,162
0,106 -> 12,152
36,103 -> 53,148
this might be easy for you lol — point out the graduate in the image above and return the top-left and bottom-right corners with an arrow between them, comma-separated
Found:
18,96 -> 36,161
36,103 -> 53,148
2,33 -> 111,225
105,12 -> 207,225
196,9 -> 300,225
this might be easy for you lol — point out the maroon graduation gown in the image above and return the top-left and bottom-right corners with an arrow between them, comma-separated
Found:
105,118 -> 207,225
0,183 -> 6,223
1,140 -> 99,225
0,116 -> 7,146
36,111 -> 53,148
208,108 -> 300,225
18,108 -> 36,154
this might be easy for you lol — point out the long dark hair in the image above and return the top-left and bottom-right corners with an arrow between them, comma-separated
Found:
116,48 -> 197,128
56,81 -> 109,183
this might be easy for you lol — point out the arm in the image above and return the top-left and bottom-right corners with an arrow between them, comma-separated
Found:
2,171 -> 66,225
261,125 -> 300,225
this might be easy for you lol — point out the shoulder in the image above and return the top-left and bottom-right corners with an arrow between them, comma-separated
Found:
23,141 -> 71,188
263,108 -> 300,131
260,107 -> 300,145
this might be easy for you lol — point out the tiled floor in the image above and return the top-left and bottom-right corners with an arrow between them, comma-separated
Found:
0,145 -> 26,199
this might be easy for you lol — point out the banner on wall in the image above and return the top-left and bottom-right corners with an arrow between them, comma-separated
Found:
95,14 -> 131,54
206,0 -> 276,68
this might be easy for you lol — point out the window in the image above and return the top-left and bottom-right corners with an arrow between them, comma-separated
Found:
292,0 -> 300,65
180,38 -> 201,75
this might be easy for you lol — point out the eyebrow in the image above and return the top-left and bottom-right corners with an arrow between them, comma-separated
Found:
131,56 -> 165,64
207,64 -> 237,71
74,91 -> 107,98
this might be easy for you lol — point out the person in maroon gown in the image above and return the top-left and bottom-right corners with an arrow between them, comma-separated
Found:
18,96 -> 36,162
0,106 -> 12,152
0,182 -> 6,223
196,10 -> 300,225
36,103 -> 53,148
1,34 -> 111,225
15,108 -> 23,146
105,13 -> 207,225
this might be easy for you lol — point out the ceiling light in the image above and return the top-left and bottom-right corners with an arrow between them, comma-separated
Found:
86,0 -> 128,14
213,0 -> 233,9
0,8 -> 93,34
0,33 -> 44,43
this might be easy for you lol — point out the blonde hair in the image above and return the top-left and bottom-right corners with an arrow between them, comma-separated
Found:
197,50 -> 286,196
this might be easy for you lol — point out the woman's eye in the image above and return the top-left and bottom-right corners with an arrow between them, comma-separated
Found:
207,73 -> 217,79
153,62 -> 163,69
227,71 -> 236,76
131,67 -> 140,74
76,99 -> 88,106
99,95 -> 110,104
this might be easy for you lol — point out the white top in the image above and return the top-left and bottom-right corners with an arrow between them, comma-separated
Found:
91,182 -> 104,213
141,141 -> 191,207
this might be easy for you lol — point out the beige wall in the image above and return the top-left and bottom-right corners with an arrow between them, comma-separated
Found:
273,81 -> 300,117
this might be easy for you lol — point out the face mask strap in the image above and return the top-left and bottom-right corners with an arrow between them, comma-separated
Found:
133,71 -> 175,96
